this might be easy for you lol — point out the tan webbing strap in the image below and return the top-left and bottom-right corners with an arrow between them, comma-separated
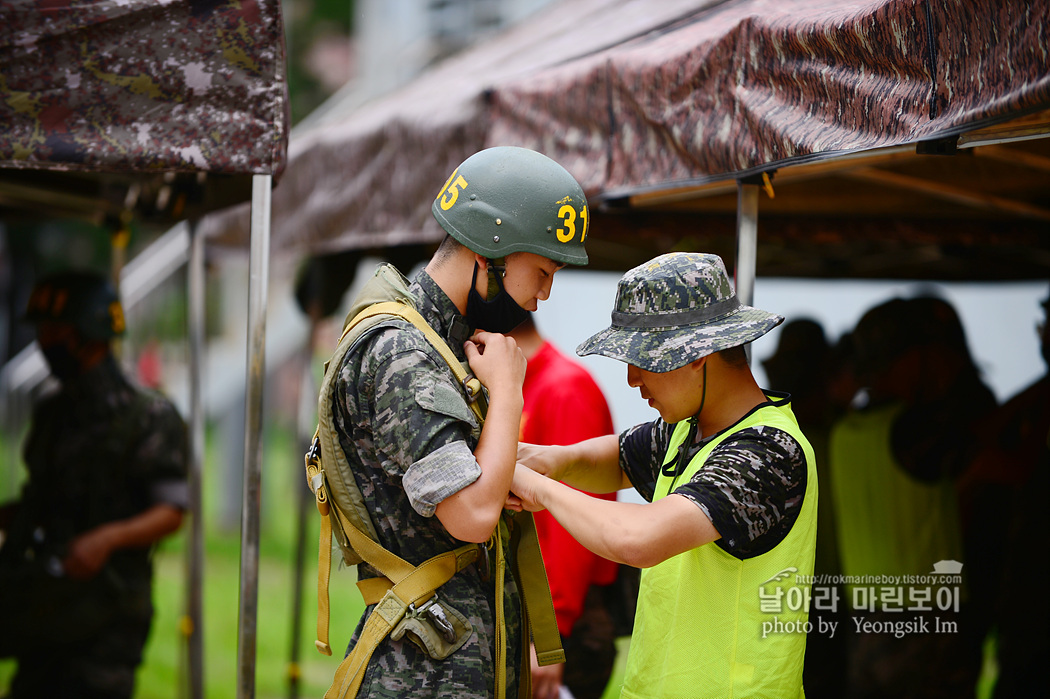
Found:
511,512 -> 566,667
341,302 -> 485,423
493,520 -> 508,699
326,544 -> 479,699
306,432 -> 336,655
355,575 -> 394,606
315,510 -> 334,654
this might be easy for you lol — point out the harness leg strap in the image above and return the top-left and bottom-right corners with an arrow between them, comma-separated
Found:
325,545 -> 480,699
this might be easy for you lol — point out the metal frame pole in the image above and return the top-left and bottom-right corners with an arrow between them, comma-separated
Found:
186,219 -> 206,699
237,174 -> 271,699
736,180 -> 759,363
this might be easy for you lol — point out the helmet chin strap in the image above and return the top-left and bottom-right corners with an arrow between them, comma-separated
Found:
484,257 -> 507,300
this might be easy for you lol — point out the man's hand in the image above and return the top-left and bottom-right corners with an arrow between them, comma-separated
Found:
530,643 -> 565,699
62,504 -> 183,580
62,526 -> 116,580
463,331 -> 526,397
516,442 -> 566,480
510,463 -> 549,513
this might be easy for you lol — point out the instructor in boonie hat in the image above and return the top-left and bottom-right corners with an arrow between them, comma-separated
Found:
509,252 -> 818,699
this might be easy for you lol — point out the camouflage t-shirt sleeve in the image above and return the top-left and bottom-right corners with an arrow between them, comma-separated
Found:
618,419 -> 674,502
674,426 -> 807,559
363,326 -> 481,517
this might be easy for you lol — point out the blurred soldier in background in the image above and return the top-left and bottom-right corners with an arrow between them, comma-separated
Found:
0,270 -> 188,699
830,294 -> 996,699
962,286 -> 1049,699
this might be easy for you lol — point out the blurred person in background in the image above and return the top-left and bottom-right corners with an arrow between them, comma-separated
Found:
0,270 -> 188,699
961,285 -> 1049,699
829,294 -> 996,699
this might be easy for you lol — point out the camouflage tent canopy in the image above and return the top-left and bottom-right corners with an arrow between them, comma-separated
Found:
200,0 -> 1049,281
0,0 -> 289,225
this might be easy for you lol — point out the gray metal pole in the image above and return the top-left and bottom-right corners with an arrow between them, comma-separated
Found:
186,219 -> 206,699
736,181 -> 759,363
237,174 -> 272,699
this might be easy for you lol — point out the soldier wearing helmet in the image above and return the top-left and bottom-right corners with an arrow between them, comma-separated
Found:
511,252 -> 818,699
326,147 -> 589,698
0,270 -> 188,699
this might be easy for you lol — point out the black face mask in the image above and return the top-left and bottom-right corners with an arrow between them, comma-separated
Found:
465,261 -> 530,333
41,343 -> 80,382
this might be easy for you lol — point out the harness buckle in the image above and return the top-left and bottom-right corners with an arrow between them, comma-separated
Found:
305,436 -> 330,516
477,529 -> 497,583
462,375 -> 483,404
410,595 -> 457,644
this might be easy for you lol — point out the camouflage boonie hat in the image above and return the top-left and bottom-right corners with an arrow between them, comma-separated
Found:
576,252 -> 783,372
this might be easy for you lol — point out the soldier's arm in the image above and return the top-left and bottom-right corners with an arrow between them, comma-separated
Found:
61,503 -> 183,580
509,468 -> 719,568
434,331 -> 526,543
516,435 -> 628,494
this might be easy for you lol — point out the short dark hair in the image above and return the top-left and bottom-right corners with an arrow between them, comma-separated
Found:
434,234 -> 465,263
718,344 -> 750,368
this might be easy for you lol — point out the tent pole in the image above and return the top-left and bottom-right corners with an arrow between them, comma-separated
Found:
186,219 -> 206,699
237,174 -> 271,699
735,180 -> 759,363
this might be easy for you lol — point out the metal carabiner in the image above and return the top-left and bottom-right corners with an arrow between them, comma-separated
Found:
411,595 -> 456,644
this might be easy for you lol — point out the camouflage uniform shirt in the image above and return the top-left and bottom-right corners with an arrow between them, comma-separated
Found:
333,269 -> 522,698
619,395 -> 807,558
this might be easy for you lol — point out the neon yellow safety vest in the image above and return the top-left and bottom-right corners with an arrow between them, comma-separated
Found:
622,396 -> 817,699
828,402 -> 963,598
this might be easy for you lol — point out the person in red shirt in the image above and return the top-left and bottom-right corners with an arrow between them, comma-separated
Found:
510,314 -> 622,699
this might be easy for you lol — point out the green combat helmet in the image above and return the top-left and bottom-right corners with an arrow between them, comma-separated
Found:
24,270 -> 126,339
431,146 -> 589,266
577,252 -> 783,372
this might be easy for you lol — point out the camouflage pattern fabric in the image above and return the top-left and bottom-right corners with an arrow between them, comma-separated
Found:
0,355 -> 188,698
0,0 -> 288,175
332,270 -> 522,698
489,0 -> 1050,195
577,252 -> 782,372
199,0 -> 1048,257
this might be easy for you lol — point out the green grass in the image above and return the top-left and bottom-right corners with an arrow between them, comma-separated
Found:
0,422 -> 628,698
